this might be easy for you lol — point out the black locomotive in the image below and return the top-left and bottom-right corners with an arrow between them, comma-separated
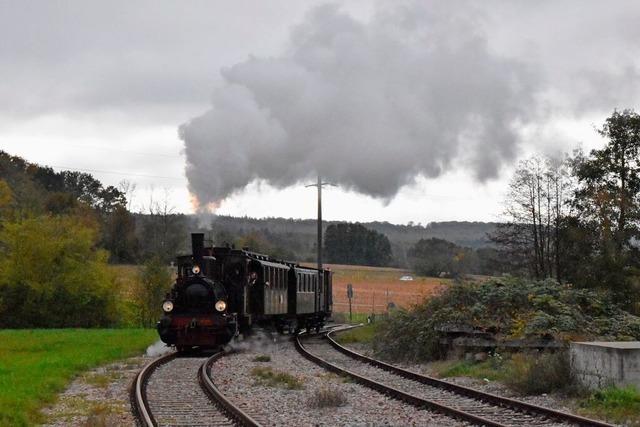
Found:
157,233 -> 332,350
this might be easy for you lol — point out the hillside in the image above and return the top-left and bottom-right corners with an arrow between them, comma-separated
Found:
206,215 -> 498,266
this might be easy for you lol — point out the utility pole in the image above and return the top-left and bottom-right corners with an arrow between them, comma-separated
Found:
306,176 -> 336,273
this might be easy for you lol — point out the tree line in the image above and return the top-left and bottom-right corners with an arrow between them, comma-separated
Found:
0,152 -> 173,327
492,110 -> 640,312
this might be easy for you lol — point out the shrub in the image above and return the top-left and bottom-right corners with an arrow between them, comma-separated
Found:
308,388 -> 347,408
133,257 -> 172,327
0,215 -> 116,327
374,277 -> 640,362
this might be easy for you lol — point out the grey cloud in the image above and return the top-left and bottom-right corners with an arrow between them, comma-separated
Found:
180,2 -> 540,206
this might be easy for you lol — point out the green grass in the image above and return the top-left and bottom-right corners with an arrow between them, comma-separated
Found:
0,329 -> 157,427
435,359 -> 508,382
578,386 -> 640,425
334,323 -> 378,344
251,366 -> 304,389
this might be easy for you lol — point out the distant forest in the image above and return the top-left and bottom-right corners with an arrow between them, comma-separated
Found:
0,150 -> 498,270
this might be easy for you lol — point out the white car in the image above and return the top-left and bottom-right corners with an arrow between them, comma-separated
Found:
399,275 -> 414,281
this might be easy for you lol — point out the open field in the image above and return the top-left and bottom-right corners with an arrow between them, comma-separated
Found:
320,264 -> 450,314
0,329 -> 157,427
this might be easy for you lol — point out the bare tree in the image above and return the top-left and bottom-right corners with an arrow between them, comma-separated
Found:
140,187 -> 186,261
491,155 -> 574,280
117,179 -> 137,211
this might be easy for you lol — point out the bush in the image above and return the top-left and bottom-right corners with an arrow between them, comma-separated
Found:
133,257 -> 172,327
0,215 -> 116,327
373,277 -> 640,362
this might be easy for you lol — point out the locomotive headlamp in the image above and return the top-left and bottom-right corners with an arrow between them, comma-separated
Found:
162,300 -> 174,313
215,300 -> 227,312
192,265 -> 201,274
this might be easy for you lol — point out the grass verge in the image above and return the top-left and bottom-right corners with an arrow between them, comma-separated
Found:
333,323 -> 378,344
0,328 -> 157,427
578,386 -> 640,425
433,351 -> 572,395
435,359 -> 509,382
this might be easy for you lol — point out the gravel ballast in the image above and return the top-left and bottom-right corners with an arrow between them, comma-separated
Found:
211,334 -> 460,426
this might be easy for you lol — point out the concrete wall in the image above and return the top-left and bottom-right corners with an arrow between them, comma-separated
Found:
570,341 -> 640,390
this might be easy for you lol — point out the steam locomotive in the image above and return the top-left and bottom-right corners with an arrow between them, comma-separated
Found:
157,233 -> 332,350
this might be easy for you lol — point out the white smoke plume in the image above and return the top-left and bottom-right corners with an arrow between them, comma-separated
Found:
180,2 -> 541,207
146,340 -> 173,357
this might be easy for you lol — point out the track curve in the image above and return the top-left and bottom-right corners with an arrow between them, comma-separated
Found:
295,330 -> 614,427
131,351 -> 262,427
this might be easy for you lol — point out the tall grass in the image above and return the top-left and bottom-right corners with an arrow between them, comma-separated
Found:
0,329 -> 157,426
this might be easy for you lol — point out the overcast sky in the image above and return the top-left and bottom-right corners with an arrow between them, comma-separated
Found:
1,1 -> 639,224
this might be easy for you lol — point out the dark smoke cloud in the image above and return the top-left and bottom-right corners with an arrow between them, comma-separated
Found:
180,2 -> 541,207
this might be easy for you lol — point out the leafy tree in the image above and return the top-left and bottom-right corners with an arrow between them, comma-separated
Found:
324,223 -> 392,266
0,215 -> 116,327
408,238 -> 474,277
102,205 -> 139,263
0,179 -> 15,223
570,109 -> 640,306
134,256 -> 173,327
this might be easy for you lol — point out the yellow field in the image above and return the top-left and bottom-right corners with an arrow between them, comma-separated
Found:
304,263 -> 450,314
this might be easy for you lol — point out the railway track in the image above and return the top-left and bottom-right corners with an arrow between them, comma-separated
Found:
131,350 -> 263,427
295,329 -> 614,427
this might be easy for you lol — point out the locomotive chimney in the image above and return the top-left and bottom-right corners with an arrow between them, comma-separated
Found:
191,233 -> 204,265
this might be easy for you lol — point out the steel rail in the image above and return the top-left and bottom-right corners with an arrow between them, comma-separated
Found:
199,351 -> 263,427
326,329 -> 614,427
295,332 -> 505,427
131,352 -> 177,427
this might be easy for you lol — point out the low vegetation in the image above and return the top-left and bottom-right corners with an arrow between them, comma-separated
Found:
578,386 -> 640,426
374,277 -> 640,362
434,351 -> 573,395
433,354 -> 640,424
251,366 -> 304,389
252,355 -> 271,362
308,387 -> 348,408
0,329 -> 156,427
333,324 -> 378,344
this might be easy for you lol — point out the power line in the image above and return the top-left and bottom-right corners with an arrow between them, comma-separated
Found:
61,143 -> 183,158
48,164 -> 185,181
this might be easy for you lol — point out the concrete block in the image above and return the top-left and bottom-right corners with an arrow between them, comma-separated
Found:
570,341 -> 640,390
